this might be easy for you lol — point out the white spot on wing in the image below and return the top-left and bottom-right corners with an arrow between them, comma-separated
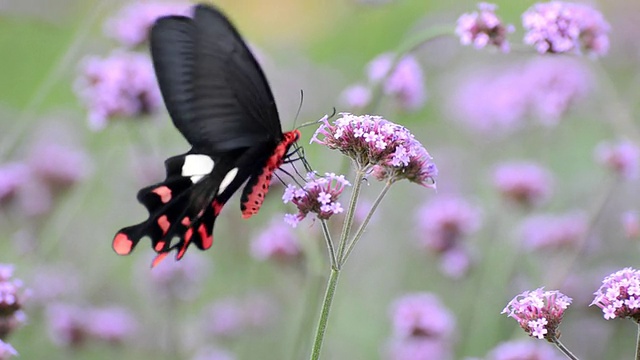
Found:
190,175 -> 205,184
218,168 -> 239,195
182,155 -> 214,177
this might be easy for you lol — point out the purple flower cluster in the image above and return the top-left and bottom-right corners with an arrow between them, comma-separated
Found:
591,267 -> 640,321
502,288 -> 572,340
104,2 -> 192,47
192,347 -> 236,360
341,54 -> 426,111
449,57 -> 591,134
519,211 -> 587,250
148,252 -> 209,301
46,303 -> 138,347
493,161 -> 553,207
486,339 -> 565,360
622,211 -> 640,240
0,264 -> 27,339
0,163 -> 28,204
250,218 -> 302,263
455,3 -> 514,52
75,51 -> 163,130
522,1 -> 610,57
0,340 -> 17,360
595,140 -> 640,180
312,113 -> 437,187
203,293 -> 276,338
282,172 -> 350,227
386,293 -> 456,360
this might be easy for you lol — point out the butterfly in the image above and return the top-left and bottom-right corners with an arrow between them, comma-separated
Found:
112,3 -> 301,267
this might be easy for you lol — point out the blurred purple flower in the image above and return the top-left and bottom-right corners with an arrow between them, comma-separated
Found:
390,293 -> 456,339
0,163 -> 28,203
29,265 -> 82,305
622,211 -> 640,240
250,218 -> 302,262
367,53 -> 426,111
203,293 -> 277,339
385,337 -> 453,360
27,139 -> 91,188
282,172 -> 350,227
487,339 -> 565,360
0,340 -> 17,360
75,50 -> 163,130
242,293 -> 278,330
455,2 -> 514,52
104,1 -> 192,47
519,211 -> 587,251
192,347 -> 236,360
493,161 -> 553,207
595,140 -> 640,180
438,247 -> 471,279
522,1 -> 610,57
312,113 -> 437,186
148,252 -> 209,301
340,84 -> 372,110
46,303 -> 88,347
591,267 -> 640,321
416,196 -> 481,254
86,307 -> 137,344
0,264 -> 27,339
502,288 -> 572,340
15,178 -> 52,217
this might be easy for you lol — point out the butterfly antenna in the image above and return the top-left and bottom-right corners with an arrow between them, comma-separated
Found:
291,89 -> 304,130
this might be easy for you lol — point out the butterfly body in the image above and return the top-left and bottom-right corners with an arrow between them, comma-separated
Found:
112,4 -> 300,265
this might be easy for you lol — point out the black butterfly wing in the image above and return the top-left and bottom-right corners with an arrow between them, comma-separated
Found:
150,4 -> 283,152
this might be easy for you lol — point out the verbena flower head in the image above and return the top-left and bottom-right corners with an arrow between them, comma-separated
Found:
282,172 -> 350,227
104,2 -> 192,47
85,307 -> 137,344
390,293 -> 456,340
595,140 -> 640,180
75,50 -> 163,130
250,218 -> 302,262
0,163 -> 29,203
385,338 -> 453,360
502,288 -> 572,341
493,161 -> 553,207
522,1 -> 610,57
416,197 -> 482,254
340,84 -> 372,110
487,339 -> 565,360
591,267 -> 640,321
622,211 -> 640,240
311,113 -> 437,187
0,264 -> 27,339
367,54 -> 426,111
0,340 -> 17,360
519,211 -> 587,251
148,253 -> 209,301
455,3 -> 514,52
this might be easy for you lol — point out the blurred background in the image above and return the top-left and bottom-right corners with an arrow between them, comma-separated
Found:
1,0 -> 640,359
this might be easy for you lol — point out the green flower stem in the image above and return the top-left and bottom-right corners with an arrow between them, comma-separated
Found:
340,180 -> 393,266
320,219 -> 338,268
336,169 -> 367,265
551,336 -> 580,360
636,321 -> 640,360
310,268 -> 340,360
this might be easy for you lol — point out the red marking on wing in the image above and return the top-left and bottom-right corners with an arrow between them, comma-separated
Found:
198,224 -> 213,249
152,186 -> 172,203
181,217 -> 191,226
177,228 -> 194,259
154,241 -> 165,252
212,200 -> 224,216
151,252 -> 169,268
113,233 -> 133,255
157,215 -> 170,234
242,130 -> 300,219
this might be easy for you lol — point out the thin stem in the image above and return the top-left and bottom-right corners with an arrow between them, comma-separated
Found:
310,268 -> 340,360
551,337 -> 580,360
335,170 -> 366,265
320,219 -> 338,269
636,321 -> 640,360
340,180 -> 393,265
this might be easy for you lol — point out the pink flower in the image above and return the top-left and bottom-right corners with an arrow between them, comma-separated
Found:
46,303 -> 88,347
250,218 -> 302,262
455,2 -> 514,52
367,54 -> 427,111
0,163 -> 28,203
591,267 -> 640,321
622,211 -> 640,240
203,294 -> 276,338
0,340 -> 17,360
493,161 -> 553,207
522,1 -> 610,57
595,140 -> 640,180
148,252 -> 209,301
390,293 -> 456,339
282,172 -> 350,227
104,2 -> 192,47
340,84 -> 372,110
0,264 -> 27,339
85,307 -> 137,344
27,139 -> 91,188
502,288 -> 572,340
416,197 -> 481,254
519,212 -> 587,250
385,337 -> 453,360
75,50 -> 163,130
487,339 -> 565,360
